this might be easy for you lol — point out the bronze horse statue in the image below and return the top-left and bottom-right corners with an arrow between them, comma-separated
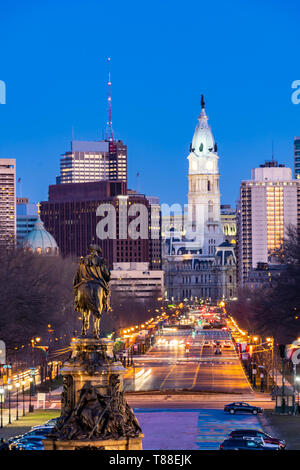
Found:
73,245 -> 111,339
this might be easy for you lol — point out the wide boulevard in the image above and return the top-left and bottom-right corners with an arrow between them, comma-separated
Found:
125,325 -> 251,394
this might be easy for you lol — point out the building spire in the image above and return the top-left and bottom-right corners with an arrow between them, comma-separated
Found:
105,57 -> 114,141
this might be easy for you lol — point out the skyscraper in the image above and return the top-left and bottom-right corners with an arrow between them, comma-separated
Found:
0,159 -> 16,247
294,136 -> 300,179
40,181 -> 151,264
16,197 -> 38,246
237,160 -> 299,285
57,58 -> 127,186
58,139 -> 127,184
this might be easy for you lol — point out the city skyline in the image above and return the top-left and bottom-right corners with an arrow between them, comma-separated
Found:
0,0 -> 300,208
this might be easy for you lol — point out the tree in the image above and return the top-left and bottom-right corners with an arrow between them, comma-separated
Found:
0,249 -> 76,351
228,226 -> 300,343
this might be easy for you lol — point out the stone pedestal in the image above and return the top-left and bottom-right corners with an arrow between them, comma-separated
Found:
43,336 -> 143,450
43,436 -> 144,451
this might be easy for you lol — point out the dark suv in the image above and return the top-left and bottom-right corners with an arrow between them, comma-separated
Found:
220,438 -> 276,451
228,429 -> 285,449
224,402 -> 263,415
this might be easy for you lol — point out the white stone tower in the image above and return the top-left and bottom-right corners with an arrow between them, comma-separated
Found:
186,95 -> 224,255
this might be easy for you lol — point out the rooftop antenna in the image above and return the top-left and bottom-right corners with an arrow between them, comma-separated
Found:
105,57 -> 114,141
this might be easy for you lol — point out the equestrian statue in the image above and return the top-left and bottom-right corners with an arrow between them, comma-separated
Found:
73,245 -> 111,338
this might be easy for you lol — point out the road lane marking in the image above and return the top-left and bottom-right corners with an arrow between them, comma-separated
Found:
159,364 -> 177,389
191,362 -> 201,389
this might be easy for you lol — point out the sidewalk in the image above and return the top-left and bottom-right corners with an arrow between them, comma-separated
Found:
0,409 -> 59,441
0,387 -> 62,428
260,409 -> 300,449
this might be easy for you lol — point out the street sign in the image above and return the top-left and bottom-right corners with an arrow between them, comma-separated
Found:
37,393 -> 46,408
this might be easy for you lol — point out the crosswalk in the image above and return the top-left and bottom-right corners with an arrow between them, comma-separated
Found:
133,358 -> 238,368
176,361 -> 235,365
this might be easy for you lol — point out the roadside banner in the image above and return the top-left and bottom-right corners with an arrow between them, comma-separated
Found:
286,344 -> 300,363
0,341 -> 6,364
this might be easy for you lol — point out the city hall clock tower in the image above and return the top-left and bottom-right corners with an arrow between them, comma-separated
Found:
186,95 -> 224,255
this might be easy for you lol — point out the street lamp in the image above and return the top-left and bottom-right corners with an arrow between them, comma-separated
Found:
29,377 -> 33,412
7,384 -> 12,424
0,387 -> 4,428
266,337 -> 274,388
15,382 -> 20,420
21,380 -> 25,416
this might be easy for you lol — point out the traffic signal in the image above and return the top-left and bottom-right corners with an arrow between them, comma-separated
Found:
279,344 -> 286,359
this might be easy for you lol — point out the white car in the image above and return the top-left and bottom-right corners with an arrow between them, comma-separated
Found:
244,436 -> 281,450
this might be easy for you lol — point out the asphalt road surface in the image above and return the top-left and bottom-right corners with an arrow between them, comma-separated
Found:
135,408 -> 263,450
124,331 -> 252,394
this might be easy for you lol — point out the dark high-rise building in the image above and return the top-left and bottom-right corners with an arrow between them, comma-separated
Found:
40,180 -> 154,267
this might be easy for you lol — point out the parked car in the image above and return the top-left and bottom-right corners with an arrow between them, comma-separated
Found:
31,422 -> 56,430
228,429 -> 285,449
7,434 -> 23,445
224,402 -> 263,415
23,427 -> 53,439
10,436 -> 46,451
44,417 -> 59,426
219,438 -> 277,450
0,438 -> 9,451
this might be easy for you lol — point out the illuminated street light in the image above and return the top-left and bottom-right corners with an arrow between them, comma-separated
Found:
21,380 -> 26,416
15,382 -> 20,420
28,377 -> 34,412
0,387 -> 4,428
7,384 -> 12,423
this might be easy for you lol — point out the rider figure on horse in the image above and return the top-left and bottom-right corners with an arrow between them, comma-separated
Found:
74,245 -> 111,338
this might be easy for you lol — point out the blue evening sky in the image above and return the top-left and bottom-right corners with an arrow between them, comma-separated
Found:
0,0 -> 300,208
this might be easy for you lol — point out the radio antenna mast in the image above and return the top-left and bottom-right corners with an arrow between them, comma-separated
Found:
105,57 -> 114,141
